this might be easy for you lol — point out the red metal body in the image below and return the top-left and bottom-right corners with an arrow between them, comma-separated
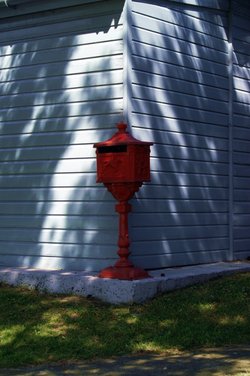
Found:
95,122 -> 151,184
94,122 -> 153,280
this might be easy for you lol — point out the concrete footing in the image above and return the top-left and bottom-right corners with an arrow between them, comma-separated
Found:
0,262 -> 249,304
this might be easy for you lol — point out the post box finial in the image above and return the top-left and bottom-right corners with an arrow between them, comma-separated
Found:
117,121 -> 127,133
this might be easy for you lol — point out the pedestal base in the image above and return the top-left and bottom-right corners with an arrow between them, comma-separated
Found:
98,266 -> 151,280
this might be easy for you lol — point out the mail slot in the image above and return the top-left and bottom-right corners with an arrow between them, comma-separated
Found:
94,122 -> 152,184
98,145 -> 127,154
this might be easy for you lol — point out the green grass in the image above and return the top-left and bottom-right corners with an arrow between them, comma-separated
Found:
0,272 -> 249,368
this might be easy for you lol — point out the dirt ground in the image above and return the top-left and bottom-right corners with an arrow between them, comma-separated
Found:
0,347 -> 249,376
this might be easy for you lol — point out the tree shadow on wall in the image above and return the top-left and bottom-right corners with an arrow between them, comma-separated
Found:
0,0 -> 124,271
128,0 -> 235,269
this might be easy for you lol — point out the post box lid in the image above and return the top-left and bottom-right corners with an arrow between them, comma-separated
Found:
93,122 -> 153,148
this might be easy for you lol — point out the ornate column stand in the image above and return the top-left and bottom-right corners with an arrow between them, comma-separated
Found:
98,182 -> 150,280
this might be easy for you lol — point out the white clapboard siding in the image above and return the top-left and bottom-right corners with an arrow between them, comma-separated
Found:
128,0 -> 231,269
0,0 -> 124,271
232,0 -> 250,261
0,0 -> 249,272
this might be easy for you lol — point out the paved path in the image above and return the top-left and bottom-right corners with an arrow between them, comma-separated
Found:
0,347 -> 249,375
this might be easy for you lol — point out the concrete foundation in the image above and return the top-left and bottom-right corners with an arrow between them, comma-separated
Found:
0,262 -> 249,304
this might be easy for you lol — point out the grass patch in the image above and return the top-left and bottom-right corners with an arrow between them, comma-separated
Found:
0,272 -> 249,368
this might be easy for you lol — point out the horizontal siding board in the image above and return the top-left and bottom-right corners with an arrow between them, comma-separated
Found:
0,129 -> 122,149
234,177 -> 250,189
132,85 -> 229,115
0,55 -> 123,83
233,46 -> 250,69
167,0 -> 229,10
131,71 -> 228,102
0,25 -> 123,57
0,254 -> 116,272
234,152 -> 250,168
137,185 -> 228,200
0,228 -> 117,245
0,40 -> 123,70
233,27 -> 250,44
136,128 -> 228,150
234,251 -> 250,260
2,71 -> 123,97
234,214 -> 250,226
0,254 -> 118,272
0,201 -> 115,216
133,199 -> 228,213
0,241 -> 117,259
133,2 -> 228,39
0,114 -> 120,136
131,39 -> 228,76
233,90 -> 250,105
131,237 -> 228,255
0,99 -> 123,122
0,187 -> 110,201
234,190 -> 250,201
0,172 -> 97,188
234,202 -> 250,214
0,145 -> 97,162
0,161 -> 97,175
234,227 -> 250,240
233,65 -> 250,80
233,102 -> 250,116
131,225 -> 228,241
234,140 -> 250,153
132,113 -> 228,138
233,127 -> 250,141
151,157 -> 228,174
233,239 -> 250,252
233,15 -> 250,31
131,26 -> 227,64
150,171 -> 228,188
0,215 -> 117,230
234,165 -> 250,177
150,144 -> 228,163
233,0 -> 250,12
233,76 -> 250,92
131,98 -> 228,126
170,4 -> 228,27
131,212 -> 228,226
132,56 -> 228,89
132,250 -> 230,270
233,114 -> 250,128
0,85 -> 123,109
132,12 -> 228,52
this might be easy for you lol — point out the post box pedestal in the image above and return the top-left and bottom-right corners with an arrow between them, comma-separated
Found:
98,183 -> 150,280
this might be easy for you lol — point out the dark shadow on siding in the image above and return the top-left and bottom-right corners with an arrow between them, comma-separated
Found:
128,0 -> 232,269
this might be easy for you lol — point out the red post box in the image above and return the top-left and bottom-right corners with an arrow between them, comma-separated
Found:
94,122 -> 153,280
95,122 -> 151,184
